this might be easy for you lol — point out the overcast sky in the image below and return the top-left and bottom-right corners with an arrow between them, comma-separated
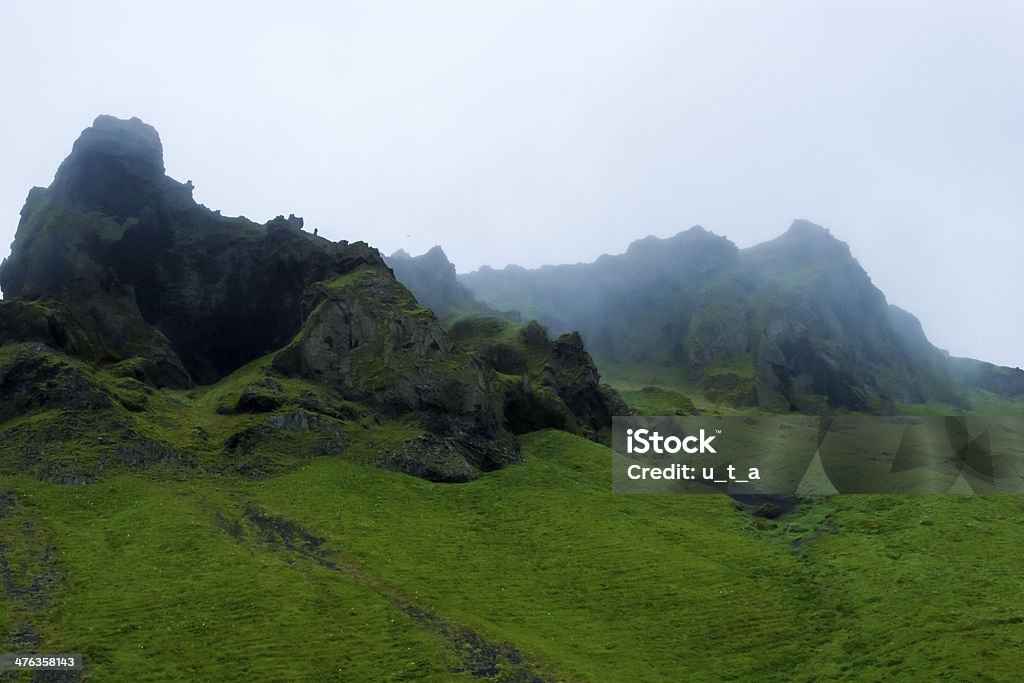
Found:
1,1 -> 1021,367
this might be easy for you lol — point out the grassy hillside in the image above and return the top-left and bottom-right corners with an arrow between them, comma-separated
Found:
601,357 -> 1024,418
3,429 -> 1023,681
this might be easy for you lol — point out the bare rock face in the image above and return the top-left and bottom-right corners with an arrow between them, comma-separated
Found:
274,270 -> 452,402
47,115 -> 169,216
542,332 -> 627,438
271,269 -> 507,437
0,116 -> 384,387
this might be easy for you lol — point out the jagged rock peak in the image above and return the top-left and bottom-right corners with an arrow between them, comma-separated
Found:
59,116 -> 164,182
785,218 -> 830,236
422,244 -> 451,260
777,219 -> 850,250
0,115 -> 626,484
390,245 -> 451,264
45,115 -> 186,217
745,218 -> 855,265
0,114 -> 389,386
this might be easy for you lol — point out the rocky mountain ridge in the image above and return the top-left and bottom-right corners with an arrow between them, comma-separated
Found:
0,116 -> 623,482
440,222 -> 1023,412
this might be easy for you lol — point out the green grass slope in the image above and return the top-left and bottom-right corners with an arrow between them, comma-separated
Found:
2,430 -> 1023,681
601,356 -> 1024,418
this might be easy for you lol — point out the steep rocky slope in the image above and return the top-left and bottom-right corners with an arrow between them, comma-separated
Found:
0,115 -> 623,482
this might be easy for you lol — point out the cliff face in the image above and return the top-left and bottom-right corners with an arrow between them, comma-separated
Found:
0,116 -> 388,387
0,116 -> 622,483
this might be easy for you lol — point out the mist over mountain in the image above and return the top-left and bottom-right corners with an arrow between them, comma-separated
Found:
397,224 -> 1023,413
1,109 -> 1023,681
385,246 -> 491,320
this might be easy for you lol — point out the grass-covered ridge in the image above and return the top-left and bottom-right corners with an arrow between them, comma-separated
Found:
0,339 -> 427,484
1,430 -> 1023,680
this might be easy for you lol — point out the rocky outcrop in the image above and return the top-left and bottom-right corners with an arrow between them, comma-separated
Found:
542,332 -> 627,437
273,269 -> 452,403
271,267 -> 509,442
0,343 -> 117,424
0,116 -> 384,387
390,248 -> 628,436
0,299 -> 103,360
445,315 -> 626,439
0,115 -> 622,483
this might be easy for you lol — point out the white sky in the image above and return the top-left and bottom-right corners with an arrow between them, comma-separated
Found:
1,1 -> 1021,367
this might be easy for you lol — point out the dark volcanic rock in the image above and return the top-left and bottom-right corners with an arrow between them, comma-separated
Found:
0,344 -> 116,424
0,299 -> 102,359
391,249 -> 626,438
49,114 -> 168,216
382,434 -> 521,483
0,115 -> 625,482
0,116 -> 384,386
542,332 -> 627,437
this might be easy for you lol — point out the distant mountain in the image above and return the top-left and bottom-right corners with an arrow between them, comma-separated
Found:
456,222 -> 1024,412
0,116 -> 622,482
385,246 -> 489,320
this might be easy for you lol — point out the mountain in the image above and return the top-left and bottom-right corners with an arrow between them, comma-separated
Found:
458,222 -> 1024,412
3,119 -> 1024,683
0,115 -> 622,483
385,246 -> 483,320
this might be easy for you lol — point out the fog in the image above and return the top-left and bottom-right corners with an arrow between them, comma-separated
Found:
1,1 -> 1021,367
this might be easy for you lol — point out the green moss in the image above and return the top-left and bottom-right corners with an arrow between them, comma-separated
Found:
313,266 -> 383,292
448,314 -> 515,344
703,356 -> 756,379
899,391 -> 1024,416
699,372 -> 758,407
447,314 -> 550,376
0,344 -> 378,483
